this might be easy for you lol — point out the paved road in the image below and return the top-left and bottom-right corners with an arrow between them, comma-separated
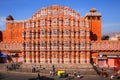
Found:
0,71 -> 110,80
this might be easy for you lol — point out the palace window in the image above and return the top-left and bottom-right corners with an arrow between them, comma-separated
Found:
22,32 -> 26,38
31,31 -> 34,38
41,30 -> 46,36
40,19 -> 46,26
81,30 -> 85,36
64,30 -> 70,35
59,42 -> 62,47
71,42 -> 74,48
36,31 -> 38,38
71,12 -> 74,16
52,40 -> 58,46
32,22 -> 34,27
26,22 -> 30,28
40,41 -> 46,47
71,31 -> 74,36
52,9 -> 57,15
41,10 -> 46,16
36,21 -> 39,27
81,41 -> 86,48
64,41 -> 70,47
31,42 -> 34,48
26,31 -> 30,38
26,42 -> 30,48
47,30 -> 51,36
59,8 -> 63,14
47,42 -> 51,47
59,30 -> 62,36
48,9 -> 51,15
59,19 -> 63,26
47,20 -> 51,26
64,18 -> 69,26
86,21 -> 89,28
80,21 -> 85,27
76,43 -> 79,47
75,21 -> 78,27
64,10 -> 67,15
71,20 -> 74,26
52,29 -> 58,35
52,18 -> 57,26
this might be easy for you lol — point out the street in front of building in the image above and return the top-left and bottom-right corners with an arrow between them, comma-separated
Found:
0,71 -> 110,80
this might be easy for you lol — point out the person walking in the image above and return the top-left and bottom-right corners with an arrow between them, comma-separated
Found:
50,70 -> 52,77
38,73 -> 40,79
52,65 -> 55,76
6,65 -> 9,72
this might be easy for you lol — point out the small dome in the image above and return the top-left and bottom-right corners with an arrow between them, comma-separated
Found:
6,15 -> 14,21
90,8 -> 97,12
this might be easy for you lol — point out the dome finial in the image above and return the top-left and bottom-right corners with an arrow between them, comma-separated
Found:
6,15 -> 14,21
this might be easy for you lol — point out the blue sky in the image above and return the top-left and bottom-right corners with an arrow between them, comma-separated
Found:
0,0 -> 120,34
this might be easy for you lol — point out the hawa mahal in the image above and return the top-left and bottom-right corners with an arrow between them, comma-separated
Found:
0,5 -> 120,68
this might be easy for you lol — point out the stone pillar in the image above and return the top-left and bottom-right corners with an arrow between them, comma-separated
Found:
86,51 -> 90,64
32,52 -> 34,63
71,51 -> 75,64
59,52 -> 63,64
64,52 -> 70,64
34,52 -> 36,63
38,51 -> 40,63
40,52 -> 45,64
80,52 -> 85,64
47,52 -> 51,64
29,52 -> 32,63
26,52 -> 29,63
76,51 -> 80,64
36,52 -> 38,64
23,52 -> 26,63
52,52 -> 58,64
45,52 -> 47,63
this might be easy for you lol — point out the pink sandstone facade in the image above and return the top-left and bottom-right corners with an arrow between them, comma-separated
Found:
0,5 -> 120,67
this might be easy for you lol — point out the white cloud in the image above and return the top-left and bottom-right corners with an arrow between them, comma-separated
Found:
0,17 -> 6,27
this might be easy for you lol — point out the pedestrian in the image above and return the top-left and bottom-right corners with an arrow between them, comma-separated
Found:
37,73 -> 40,79
110,75 -> 114,80
6,65 -> 9,72
74,72 -> 77,77
77,72 -> 81,78
11,63 -> 14,69
50,70 -> 52,77
101,68 -> 107,78
32,66 -> 35,73
52,65 -> 55,75
40,65 -> 41,69
33,67 -> 36,73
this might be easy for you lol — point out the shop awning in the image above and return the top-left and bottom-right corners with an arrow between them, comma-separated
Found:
98,57 -> 107,60
99,52 -> 120,56
0,53 -> 8,58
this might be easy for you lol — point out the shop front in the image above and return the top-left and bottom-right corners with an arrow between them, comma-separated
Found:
97,53 -> 120,68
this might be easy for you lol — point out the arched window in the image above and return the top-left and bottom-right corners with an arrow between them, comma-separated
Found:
64,18 -> 69,26
59,19 -> 63,26
52,9 -> 57,15
40,19 -> 46,26
52,40 -> 58,46
52,29 -> 58,35
52,18 -> 57,26
64,30 -> 70,35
